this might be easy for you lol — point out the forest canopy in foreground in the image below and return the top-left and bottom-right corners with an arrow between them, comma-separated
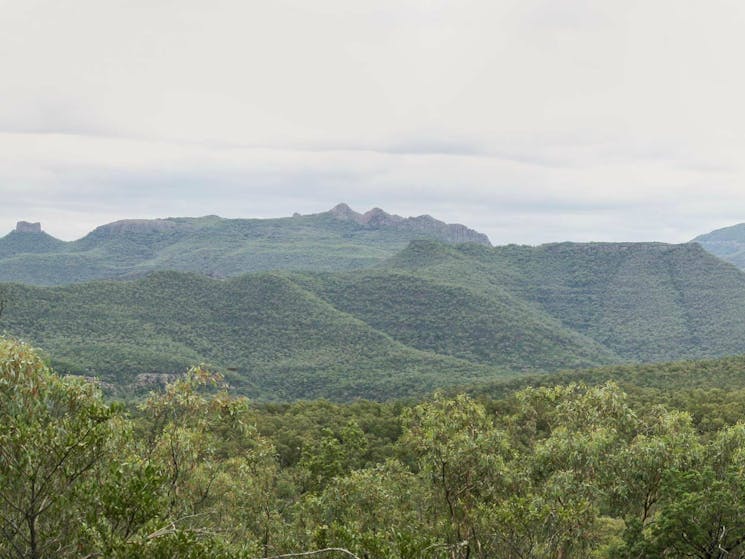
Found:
4,338 -> 745,559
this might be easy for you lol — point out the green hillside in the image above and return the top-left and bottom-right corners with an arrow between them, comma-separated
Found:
386,240 -> 745,363
0,271 -> 505,400
0,204 -> 490,286
0,230 -> 66,258
4,239 -> 745,400
294,269 -> 618,371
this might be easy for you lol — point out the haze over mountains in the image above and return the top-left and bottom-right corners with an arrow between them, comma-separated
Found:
693,223 -> 745,269
0,204 -> 489,286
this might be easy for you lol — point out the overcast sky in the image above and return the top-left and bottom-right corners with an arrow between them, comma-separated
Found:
2,0 -> 745,244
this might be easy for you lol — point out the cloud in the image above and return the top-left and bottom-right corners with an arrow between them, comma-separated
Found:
2,1 -> 745,244
0,130 -> 740,245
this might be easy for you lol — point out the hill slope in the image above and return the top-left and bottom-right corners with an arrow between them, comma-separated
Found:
0,204 -> 490,286
386,240 -> 745,363
3,240 -> 745,400
0,271 -> 506,400
693,223 -> 745,268
293,269 -> 618,371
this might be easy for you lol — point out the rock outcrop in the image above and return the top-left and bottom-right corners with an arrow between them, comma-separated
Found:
325,203 -> 491,245
16,221 -> 42,233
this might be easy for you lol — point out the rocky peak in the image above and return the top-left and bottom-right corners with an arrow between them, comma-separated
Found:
360,208 -> 404,227
329,203 -> 362,221
323,203 -> 491,245
16,221 -> 42,233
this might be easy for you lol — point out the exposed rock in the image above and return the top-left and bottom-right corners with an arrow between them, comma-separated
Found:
16,221 -> 41,233
324,203 -> 491,245
360,207 -> 405,227
329,203 -> 362,222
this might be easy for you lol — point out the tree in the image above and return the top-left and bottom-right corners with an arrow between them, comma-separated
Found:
299,420 -> 368,493
606,407 -> 700,557
131,366 -> 285,557
642,423 -> 745,558
308,460 -> 434,559
0,338 -> 116,559
403,393 -> 511,558
485,384 -> 636,559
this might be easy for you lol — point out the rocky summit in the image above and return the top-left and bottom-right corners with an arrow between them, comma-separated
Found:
15,221 -> 42,233
325,203 -> 491,245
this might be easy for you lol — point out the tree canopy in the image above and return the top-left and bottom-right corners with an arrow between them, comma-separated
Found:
3,338 -> 745,558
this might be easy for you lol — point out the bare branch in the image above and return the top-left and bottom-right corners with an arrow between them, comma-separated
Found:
145,513 -> 212,540
259,549 -> 363,559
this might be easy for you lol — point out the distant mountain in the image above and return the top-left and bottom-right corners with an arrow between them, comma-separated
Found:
3,239 -> 745,400
692,223 -> 745,268
0,204 -> 490,286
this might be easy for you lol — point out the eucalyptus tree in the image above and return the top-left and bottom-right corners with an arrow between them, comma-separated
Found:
0,338 -> 116,559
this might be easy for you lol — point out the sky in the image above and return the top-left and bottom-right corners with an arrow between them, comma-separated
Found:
2,0 -> 745,245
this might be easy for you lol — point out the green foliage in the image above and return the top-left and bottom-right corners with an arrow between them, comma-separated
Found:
403,393 -> 510,556
9,339 -> 745,557
299,421 -> 368,492
388,240 -> 745,364
8,238 -> 745,401
0,338 -> 116,559
0,284 -> 8,321
638,424 -> 745,558
0,339 -> 278,558
297,270 -> 616,371
308,460 -> 435,559
0,270 -> 506,401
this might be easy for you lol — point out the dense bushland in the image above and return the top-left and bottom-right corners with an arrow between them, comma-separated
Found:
5,239 -> 745,400
3,338 -> 745,559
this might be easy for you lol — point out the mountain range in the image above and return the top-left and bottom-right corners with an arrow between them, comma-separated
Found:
0,204 -> 489,286
4,231 -> 745,400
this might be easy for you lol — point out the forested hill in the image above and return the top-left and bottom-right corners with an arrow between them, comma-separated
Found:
0,203 -> 490,286
386,240 -> 745,363
693,222 -> 745,269
3,239 -> 745,400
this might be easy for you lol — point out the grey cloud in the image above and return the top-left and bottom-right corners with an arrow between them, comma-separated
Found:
0,141 -> 731,246
2,1 -> 745,244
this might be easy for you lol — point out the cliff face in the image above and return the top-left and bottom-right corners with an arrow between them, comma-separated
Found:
15,221 -> 42,233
